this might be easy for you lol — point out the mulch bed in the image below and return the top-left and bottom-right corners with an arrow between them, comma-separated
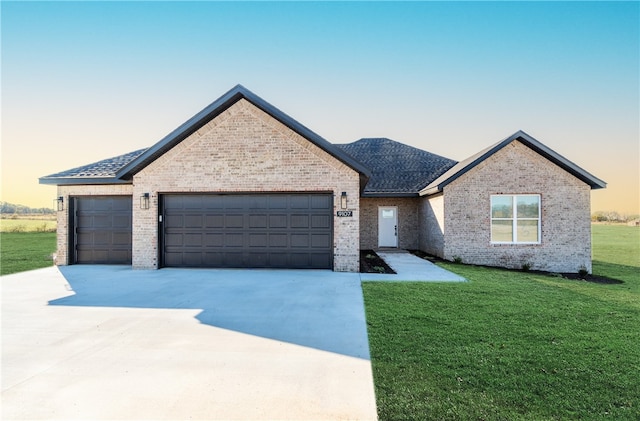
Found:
407,250 -> 624,285
360,250 -> 396,274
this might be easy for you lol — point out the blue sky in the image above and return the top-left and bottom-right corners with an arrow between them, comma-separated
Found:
2,1 -> 638,212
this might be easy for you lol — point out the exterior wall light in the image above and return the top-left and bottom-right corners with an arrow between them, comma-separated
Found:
341,192 -> 347,209
54,196 -> 64,211
140,193 -> 150,210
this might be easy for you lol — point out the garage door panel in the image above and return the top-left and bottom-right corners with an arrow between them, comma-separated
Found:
112,232 -> 132,246
249,215 -> 268,228
203,252 -> 224,266
74,196 -> 132,265
183,215 -> 201,228
226,215 -> 244,228
311,215 -> 331,229
310,253 -> 332,268
269,234 -> 287,247
290,196 -> 309,209
311,195 -> 331,209
311,233 -> 331,248
291,234 -> 309,247
201,196 -> 224,209
165,233 -> 184,247
250,253 -> 269,267
291,215 -> 309,228
113,215 -> 131,228
206,215 -> 224,228
162,194 -> 332,269
290,253 -> 310,268
225,233 -> 244,247
249,196 -> 269,209
185,233 -> 203,247
269,196 -> 288,209
182,252 -> 203,266
269,215 -> 287,228
183,196 -> 203,209
93,215 -> 112,228
249,233 -> 268,247
205,233 -> 224,247
224,252 -> 244,266
165,215 -> 183,227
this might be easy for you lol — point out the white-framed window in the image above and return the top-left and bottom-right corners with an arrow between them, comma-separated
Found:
490,194 -> 541,244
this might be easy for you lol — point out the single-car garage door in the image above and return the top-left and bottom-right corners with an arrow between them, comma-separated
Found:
161,194 -> 333,269
72,196 -> 132,264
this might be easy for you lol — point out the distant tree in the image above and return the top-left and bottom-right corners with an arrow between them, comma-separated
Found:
0,201 -> 54,215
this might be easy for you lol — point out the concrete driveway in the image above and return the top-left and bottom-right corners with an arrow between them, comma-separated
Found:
1,266 -> 378,420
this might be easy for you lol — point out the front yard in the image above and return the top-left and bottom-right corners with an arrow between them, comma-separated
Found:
363,224 -> 639,420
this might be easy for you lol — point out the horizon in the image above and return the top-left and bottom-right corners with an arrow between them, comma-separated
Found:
2,2 -> 638,214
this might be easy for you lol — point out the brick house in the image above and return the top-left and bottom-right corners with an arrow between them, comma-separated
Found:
40,85 -> 606,273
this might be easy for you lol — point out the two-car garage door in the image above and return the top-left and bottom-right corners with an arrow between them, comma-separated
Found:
161,194 -> 333,269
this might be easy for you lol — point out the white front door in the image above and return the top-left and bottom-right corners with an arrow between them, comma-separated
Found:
378,206 -> 398,247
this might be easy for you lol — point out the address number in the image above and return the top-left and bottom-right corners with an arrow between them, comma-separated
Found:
337,211 -> 353,217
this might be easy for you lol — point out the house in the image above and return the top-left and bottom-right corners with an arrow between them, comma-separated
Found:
40,85 -> 606,273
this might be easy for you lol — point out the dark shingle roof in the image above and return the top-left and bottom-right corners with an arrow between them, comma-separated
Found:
40,148 -> 148,184
336,138 -> 457,196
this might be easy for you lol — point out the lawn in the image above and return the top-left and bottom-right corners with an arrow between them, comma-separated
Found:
0,232 -> 56,276
363,225 -> 640,420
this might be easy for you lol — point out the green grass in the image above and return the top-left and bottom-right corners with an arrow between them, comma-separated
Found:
363,225 -> 640,420
0,232 -> 56,275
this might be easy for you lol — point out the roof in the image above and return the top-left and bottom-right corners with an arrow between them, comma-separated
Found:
419,130 -> 607,196
39,148 -> 149,185
40,84 -> 371,186
336,138 -> 457,197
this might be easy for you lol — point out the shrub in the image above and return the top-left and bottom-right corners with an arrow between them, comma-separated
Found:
578,265 -> 589,279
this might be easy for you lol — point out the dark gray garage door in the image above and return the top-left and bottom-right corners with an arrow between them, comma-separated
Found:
73,196 -> 132,264
162,194 -> 333,269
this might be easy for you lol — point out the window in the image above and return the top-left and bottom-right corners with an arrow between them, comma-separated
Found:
491,195 -> 540,244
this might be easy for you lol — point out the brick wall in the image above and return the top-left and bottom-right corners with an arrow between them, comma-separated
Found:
359,197 -> 419,250
418,193 -> 445,257
442,140 -> 592,273
55,184 -> 133,265
133,99 -> 361,271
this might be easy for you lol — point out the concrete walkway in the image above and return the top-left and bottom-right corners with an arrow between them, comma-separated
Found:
1,266 -> 377,421
361,251 -> 466,282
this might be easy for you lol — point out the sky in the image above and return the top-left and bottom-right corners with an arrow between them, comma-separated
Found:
2,1 -> 638,214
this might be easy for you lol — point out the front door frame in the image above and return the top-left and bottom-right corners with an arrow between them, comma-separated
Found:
378,206 -> 398,248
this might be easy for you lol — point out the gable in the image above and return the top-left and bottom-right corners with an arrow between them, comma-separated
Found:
40,85 -> 370,188
446,140 -> 592,193
135,98 -> 361,189
420,130 -> 606,196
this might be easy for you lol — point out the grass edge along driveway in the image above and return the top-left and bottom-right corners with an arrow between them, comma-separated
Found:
363,225 -> 639,421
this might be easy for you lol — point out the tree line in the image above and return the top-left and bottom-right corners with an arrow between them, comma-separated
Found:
591,211 -> 639,223
0,201 -> 55,215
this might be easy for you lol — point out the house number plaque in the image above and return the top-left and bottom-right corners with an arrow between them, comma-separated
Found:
337,211 -> 353,217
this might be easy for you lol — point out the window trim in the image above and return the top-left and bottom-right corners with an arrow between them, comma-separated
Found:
490,194 -> 541,244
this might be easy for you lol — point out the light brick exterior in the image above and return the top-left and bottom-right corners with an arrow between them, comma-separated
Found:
441,140 -> 592,273
419,193 -> 445,257
359,198 -> 419,250
132,99 -> 361,271
55,184 -> 133,265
